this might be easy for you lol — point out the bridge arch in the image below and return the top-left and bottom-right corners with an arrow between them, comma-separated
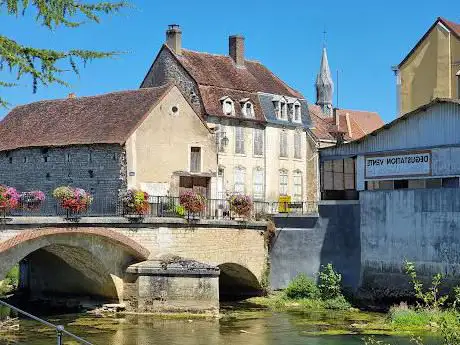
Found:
0,228 -> 150,302
218,262 -> 263,300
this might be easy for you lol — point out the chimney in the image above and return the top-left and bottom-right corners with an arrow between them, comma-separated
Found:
229,35 -> 245,67
68,93 -> 76,99
166,24 -> 182,55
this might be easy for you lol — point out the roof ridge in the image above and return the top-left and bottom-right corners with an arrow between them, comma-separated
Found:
336,107 -> 379,114
10,84 -> 173,111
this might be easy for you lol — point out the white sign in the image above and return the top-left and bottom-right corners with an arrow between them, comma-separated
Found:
365,151 -> 431,179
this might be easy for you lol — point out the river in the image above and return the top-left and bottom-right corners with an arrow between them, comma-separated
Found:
0,303 -> 433,345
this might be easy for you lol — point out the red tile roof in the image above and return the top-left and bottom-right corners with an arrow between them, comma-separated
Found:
0,85 -> 173,151
308,104 -> 383,142
177,48 -> 303,98
198,86 -> 265,122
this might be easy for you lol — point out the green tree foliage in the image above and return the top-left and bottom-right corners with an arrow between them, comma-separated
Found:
0,0 -> 128,107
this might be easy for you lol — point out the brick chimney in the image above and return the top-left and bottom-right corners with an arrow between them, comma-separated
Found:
166,24 -> 182,55
229,35 -> 245,67
68,93 -> 76,99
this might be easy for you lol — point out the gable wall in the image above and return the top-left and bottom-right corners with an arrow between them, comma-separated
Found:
125,86 -> 216,195
400,24 -> 454,115
141,48 -> 204,115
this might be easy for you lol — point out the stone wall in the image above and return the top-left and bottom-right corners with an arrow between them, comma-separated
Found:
270,202 -> 361,290
141,47 -> 203,115
0,144 -> 124,202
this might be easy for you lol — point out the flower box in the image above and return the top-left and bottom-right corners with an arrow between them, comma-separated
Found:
0,185 -> 20,218
179,191 -> 206,218
228,194 -> 253,220
122,189 -> 149,219
53,186 -> 92,220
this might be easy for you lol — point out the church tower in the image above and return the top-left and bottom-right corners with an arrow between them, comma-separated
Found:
315,47 -> 334,116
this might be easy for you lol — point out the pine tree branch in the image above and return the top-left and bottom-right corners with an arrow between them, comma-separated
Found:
0,35 -> 119,93
1,0 -> 129,28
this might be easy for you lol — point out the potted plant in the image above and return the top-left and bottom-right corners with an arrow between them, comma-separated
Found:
179,190 -> 206,220
122,189 -> 149,220
228,194 -> 253,220
0,185 -> 20,219
52,186 -> 92,220
20,191 -> 45,211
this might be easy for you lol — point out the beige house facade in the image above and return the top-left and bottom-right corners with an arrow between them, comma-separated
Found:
126,85 -> 217,197
396,17 -> 460,115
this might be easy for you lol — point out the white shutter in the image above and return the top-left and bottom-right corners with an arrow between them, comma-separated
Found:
294,132 -> 301,159
253,169 -> 264,200
253,129 -> 264,156
235,127 -> 245,154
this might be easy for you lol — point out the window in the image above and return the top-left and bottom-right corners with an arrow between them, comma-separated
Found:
294,131 -> 301,159
234,167 -> 246,194
242,102 -> 255,118
190,147 -> 201,173
43,156 -> 48,163
66,153 -> 71,162
235,127 -> 245,154
279,170 -> 288,195
394,179 -> 408,189
8,157 -> 12,164
321,159 -> 355,191
293,172 -> 303,201
253,168 -> 264,200
222,98 -> 235,116
280,100 -> 287,120
280,130 -> 288,157
23,156 -> 27,163
294,103 -> 301,122
253,129 -> 264,156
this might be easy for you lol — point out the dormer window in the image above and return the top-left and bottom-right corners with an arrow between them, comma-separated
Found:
220,97 -> 235,116
241,99 -> 255,118
273,96 -> 288,120
293,101 -> 302,123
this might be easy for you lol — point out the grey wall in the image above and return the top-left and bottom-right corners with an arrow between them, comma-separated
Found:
270,202 -> 361,290
0,144 -> 124,203
360,188 -> 460,300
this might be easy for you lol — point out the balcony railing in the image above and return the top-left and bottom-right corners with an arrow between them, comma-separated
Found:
6,196 -> 317,220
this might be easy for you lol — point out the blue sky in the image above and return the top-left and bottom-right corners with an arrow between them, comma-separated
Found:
0,0 -> 458,122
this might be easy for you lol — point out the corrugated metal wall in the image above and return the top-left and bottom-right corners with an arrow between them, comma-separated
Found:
320,102 -> 460,158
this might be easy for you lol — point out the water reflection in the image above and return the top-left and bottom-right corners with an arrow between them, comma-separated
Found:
0,306 -> 428,345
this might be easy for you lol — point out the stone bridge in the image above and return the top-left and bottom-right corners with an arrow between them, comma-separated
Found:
0,217 -> 267,306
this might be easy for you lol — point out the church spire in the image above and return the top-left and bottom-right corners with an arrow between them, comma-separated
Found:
315,47 -> 334,116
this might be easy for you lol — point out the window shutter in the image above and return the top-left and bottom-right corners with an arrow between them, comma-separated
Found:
190,147 -> 201,172
294,132 -> 301,159
253,129 -> 264,156
280,131 -> 288,157
235,127 -> 245,154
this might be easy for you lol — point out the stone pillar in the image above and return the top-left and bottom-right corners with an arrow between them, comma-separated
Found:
124,257 -> 220,314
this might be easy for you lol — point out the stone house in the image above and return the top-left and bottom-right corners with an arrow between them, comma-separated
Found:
141,25 -> 383,203
0,84 -> 217,206
141,25 -> 311,202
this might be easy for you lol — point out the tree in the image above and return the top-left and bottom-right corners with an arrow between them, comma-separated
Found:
0,0 -> 128,107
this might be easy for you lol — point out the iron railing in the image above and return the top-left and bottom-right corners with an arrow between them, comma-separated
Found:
0,299 -> 93,345
6,196 -> 317,219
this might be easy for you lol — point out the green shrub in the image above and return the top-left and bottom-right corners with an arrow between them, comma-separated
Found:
318,263 -> 342,300
323,295 -> 351,310
404,261 -> 447,309
388,305 -> 433,327
284,273 -> 319,300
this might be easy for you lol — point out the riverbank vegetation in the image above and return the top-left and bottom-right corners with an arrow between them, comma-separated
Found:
0,266 -> 19,297
250,261 -> 460,338
250,263 -> 352,311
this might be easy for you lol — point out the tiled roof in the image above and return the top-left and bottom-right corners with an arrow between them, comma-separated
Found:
0,85 -> 173,151
177,48 -> 303,98
198,85 -> 265,122
308,104 -> 383,142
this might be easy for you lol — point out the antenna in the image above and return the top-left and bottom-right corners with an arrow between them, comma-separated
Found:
322,27 -> 327,48
336,69 -> 339,108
